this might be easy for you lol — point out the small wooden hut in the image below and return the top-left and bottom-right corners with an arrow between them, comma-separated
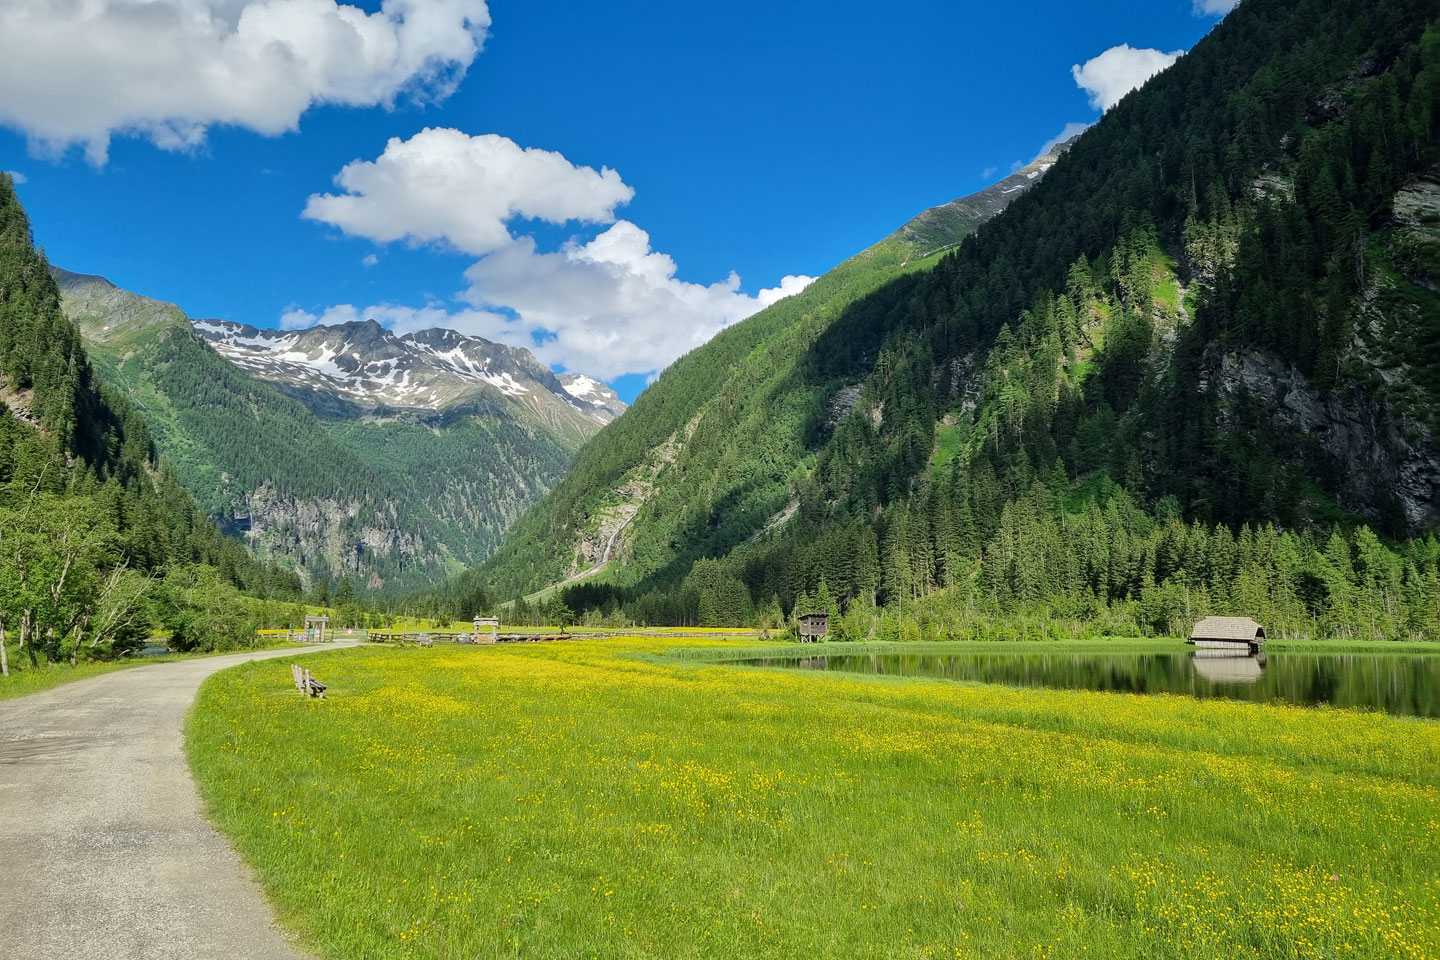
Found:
798,612 -> 830,642
473,616 -> 499,644
1188,616 -> 1266,653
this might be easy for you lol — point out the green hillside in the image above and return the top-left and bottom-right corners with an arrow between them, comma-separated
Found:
0,174 -> 300,673
447,0 -> 1440,641
60,272 -> 577,592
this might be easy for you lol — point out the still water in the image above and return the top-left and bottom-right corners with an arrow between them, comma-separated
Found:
739,648 -> 1440,717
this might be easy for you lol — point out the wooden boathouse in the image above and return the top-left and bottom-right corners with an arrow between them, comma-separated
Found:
1188,616 -> 1267,653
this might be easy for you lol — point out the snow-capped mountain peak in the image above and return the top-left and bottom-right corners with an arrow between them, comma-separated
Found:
560,374 -> 604,400
192,319 -> 625,425
558,373 -> 626,420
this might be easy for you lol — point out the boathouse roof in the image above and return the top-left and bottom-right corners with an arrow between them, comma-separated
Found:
1189,616 -> 1266,641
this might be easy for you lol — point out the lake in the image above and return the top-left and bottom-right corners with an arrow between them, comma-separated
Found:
739,648 -> 1440,717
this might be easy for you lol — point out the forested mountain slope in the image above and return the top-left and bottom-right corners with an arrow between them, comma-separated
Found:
447,169 -> 1063,606
451,0 -> 1440,641
59,271 -> 618,592
0,174 -> 299,670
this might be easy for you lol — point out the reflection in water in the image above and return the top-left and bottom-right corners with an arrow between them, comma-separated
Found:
740,649 -> 1440,717
1191,651 -> 1265,684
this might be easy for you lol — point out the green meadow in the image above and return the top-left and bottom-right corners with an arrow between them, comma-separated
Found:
186,638 -> 1440,959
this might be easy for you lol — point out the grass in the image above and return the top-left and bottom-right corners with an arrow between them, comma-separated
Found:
0,638 -> 299,702
0,656 -> 152,701
187,638 -> 1440,960
930,422 -> 964,478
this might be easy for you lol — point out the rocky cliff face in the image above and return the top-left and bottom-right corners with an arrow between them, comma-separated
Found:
235,482 -> 439,587
1217,350 -> 1439,531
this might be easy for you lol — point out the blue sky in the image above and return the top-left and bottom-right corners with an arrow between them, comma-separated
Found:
0,0 -> 1233,403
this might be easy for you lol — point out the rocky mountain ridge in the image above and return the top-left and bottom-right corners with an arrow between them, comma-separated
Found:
193,317 -> 622,435
887,136 -> 1079,260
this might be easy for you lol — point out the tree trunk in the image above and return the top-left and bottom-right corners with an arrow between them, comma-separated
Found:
0,619 -> 8,678
67,613 -> 91,667
20,609 -> 36,668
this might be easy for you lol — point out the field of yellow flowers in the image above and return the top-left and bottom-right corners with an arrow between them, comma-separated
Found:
187,639 -> 1440,959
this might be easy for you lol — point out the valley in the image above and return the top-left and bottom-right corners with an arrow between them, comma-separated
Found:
1,1 -> 1439,958
56,269 -> 623,591
442,0 -> 1440,645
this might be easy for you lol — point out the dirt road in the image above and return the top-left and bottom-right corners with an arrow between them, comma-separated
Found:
0,646 -> 349,959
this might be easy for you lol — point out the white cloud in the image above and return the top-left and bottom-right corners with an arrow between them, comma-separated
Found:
295,131 -> 813,379
0,0 -> 490,163
280,300 -> 508,333
469,221 -> 813,378
280,305 -> 331,330
1071,44 -> 1183,112
361,253 -> 379,267
284,224 -> 815,379
1193,0 -> 1240,14
754,273 -> 817,310
303,128 -> 633,255
440,223 -> 813,379
3,171 -> 24,184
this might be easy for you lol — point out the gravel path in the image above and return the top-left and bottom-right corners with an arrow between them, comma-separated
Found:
0,646 -> 351,960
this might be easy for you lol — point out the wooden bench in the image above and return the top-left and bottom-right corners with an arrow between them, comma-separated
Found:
290,663 -> 328,698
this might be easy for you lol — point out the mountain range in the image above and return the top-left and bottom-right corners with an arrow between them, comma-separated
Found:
191,317 -> 621,432
11,0 -> 1439,646
51,98 -> 1069,596
883,137 -> 1076,261
57,269 -> 623,592
445,0 -> 1440,641
442,127 -> 1087,606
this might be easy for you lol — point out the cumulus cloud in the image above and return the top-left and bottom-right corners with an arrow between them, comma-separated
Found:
293,130 -> 814,379
0,0 -> 490,163
303,128 -> 633,255
1071,44 -> 1183,112
455,223 -> 815,377
1193,0 -> 1240,14
283,225 -> 814,380
280,300 -> 508,333
3,171 -> 24,184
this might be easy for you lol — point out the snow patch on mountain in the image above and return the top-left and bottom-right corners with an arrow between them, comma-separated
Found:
483,372 -> 529,397
558,373 -> 626,420
191,317 -> 623,424
561,374 -> 603,400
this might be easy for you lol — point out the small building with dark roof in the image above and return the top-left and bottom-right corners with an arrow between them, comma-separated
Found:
798,612 -> 829,642
1188,616 -> 1267,652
